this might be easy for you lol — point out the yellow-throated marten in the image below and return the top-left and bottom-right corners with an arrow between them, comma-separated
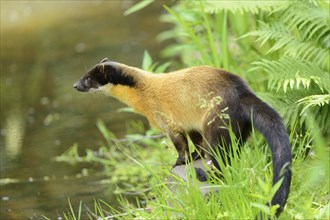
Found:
74,58 -> 292,217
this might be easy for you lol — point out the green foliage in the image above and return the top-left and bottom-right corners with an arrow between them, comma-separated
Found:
123,0 -> 154,16
63,199 -> 82,220
245,1 -> 330,135
60,120 -> 329,219
202,0 -> 289,14
159,3 -> 232,69
252,57 -> 329,92
57,119 -> 172,195
141,50 -> 171,73
158,0 -> 330,135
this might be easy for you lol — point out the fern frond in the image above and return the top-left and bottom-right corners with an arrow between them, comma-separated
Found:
258,90 -> 330,134
258,91 -> 306,129
297,93 -> 330,135
253,56 -> 330,92
247,21 -> 329,67
244,21 -> 290,47
282,40 -> 328,69
201,0 -> 289,14
249,1 -> 330,135
297,94 -> 330,115
280,2 -> 330,42
313,102 -> 330,134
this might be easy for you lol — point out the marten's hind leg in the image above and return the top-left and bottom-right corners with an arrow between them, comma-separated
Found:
202,103 -> 249,175
202,105 -> 234,173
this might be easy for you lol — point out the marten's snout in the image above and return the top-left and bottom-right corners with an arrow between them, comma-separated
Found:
73,80 -> 88,92
73,81 -> 82,91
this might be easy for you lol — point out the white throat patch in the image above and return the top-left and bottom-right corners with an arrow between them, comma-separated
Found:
99,83 -> 114,95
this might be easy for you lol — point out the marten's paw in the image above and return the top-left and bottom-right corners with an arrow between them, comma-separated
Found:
194,167 -> 208,182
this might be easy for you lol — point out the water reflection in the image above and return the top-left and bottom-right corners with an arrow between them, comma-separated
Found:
4,109 -> 25,157
1,1 -> 169,219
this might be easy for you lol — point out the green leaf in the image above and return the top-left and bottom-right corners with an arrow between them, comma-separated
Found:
252,56 -> 330,92
297,94 -> 330,114
142,50 -> 153,71
155,62 -> 171,73
270,177 -> 284,199
202,0 -> 289,14
96,119 -> 116,144
123,0 -> 154,16
251,203 -> 271,215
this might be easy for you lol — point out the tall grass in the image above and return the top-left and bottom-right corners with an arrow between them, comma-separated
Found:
61,117 -> 329,219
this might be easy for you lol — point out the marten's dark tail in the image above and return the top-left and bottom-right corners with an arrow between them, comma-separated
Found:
243,95 -> 292,217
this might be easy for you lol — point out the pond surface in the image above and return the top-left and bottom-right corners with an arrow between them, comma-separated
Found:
0,1 -> 170,219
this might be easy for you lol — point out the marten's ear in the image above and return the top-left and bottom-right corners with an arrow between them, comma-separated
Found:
100,58 -> 110,63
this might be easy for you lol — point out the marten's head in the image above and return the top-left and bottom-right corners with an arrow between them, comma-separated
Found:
74,58 -> 136,92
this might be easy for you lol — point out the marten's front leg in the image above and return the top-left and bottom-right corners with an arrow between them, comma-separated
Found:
188,130 -> 205,161
170,132 -> 208,182
170,133 -> 189,167
170,131 -> 205,167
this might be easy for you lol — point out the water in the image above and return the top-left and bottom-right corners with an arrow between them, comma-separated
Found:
0,1 -> 169,219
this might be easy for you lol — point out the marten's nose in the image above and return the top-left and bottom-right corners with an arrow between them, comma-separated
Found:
73,81 -> 87,92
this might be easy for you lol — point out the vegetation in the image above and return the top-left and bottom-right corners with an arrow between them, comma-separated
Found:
59,0 -> 329,219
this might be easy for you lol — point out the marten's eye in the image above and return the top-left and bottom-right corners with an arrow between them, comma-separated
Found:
85,76 -> 91,85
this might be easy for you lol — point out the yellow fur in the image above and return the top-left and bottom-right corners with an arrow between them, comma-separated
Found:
101,66 -> 225,134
